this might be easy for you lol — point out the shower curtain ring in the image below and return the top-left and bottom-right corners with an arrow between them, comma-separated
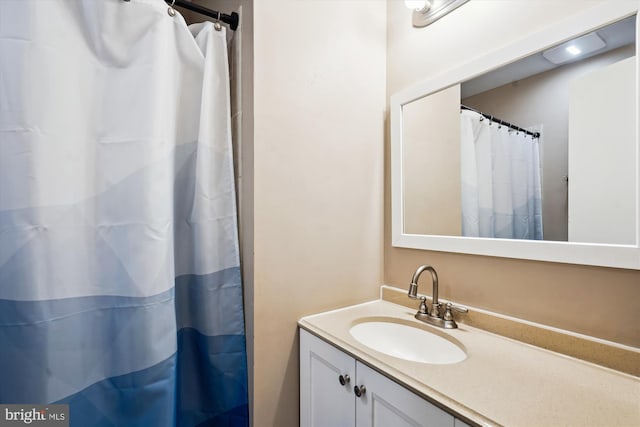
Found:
213,11 -> 223,31
167,0 -> 176,17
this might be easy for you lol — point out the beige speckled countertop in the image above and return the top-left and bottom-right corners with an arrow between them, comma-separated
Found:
298,300 -> 640,427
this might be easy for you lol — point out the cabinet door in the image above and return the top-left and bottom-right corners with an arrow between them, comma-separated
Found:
355,362 -> 454,427
300,329 -> 356,427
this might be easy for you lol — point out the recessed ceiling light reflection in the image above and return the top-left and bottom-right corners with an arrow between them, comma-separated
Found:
543,32 -> 606,64
565,45 -> 582,55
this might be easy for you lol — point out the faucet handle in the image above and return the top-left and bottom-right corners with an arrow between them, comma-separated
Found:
442,302 -> 468,329
445,302 -> 468,315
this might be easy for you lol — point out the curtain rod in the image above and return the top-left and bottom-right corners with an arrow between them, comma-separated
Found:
170,0 -> 238,30
461,105 -> 540,139
121,0 -> 238,30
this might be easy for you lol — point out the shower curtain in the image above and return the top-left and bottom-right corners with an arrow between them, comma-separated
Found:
0,1 -> 248,426
460,110 -> 543,240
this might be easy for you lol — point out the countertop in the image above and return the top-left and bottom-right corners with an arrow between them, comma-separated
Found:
298,299 -> 640,427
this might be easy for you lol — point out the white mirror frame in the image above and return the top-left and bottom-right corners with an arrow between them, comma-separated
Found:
391,1 -> 640,269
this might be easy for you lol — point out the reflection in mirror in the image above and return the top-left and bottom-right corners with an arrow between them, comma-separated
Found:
402,16 -> 636,245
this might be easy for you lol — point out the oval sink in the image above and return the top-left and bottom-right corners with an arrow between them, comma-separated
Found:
349,321 -> 466,364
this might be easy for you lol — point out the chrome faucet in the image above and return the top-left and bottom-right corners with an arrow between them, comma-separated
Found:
408,265 -> 467,329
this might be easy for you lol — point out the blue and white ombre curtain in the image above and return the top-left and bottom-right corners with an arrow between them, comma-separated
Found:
0,0 -> 249,425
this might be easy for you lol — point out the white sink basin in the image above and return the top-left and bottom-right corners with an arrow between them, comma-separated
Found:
349,320 -> 467,364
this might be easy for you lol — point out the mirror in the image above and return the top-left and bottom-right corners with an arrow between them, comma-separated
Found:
391,3 -> 640,269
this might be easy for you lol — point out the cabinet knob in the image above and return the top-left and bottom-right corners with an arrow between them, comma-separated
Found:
354,385 -> 366,397
338,374 -> 350,386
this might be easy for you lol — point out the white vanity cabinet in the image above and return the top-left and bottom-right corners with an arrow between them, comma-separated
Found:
300,328 -> 355,426
300,329 -> 458,427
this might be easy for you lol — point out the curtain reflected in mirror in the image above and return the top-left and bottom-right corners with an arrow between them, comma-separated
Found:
460,109 -> 543,240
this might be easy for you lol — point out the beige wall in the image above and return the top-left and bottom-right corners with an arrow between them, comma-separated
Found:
253,1 -> 386,426
386,0 -> 640,347
403,85 -> 461,235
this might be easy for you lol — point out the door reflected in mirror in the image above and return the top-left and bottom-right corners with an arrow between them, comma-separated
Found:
402,16 -> 636,245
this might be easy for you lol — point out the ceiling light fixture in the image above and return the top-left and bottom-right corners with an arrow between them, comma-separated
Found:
405,0 -> 430,11
406,0 -> 469,28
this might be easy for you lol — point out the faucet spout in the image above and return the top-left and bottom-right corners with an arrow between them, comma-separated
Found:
408,265 -> 439,306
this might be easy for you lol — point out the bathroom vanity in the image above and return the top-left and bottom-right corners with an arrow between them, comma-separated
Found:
300,328 -> 471,427
299,298 -> 640,427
